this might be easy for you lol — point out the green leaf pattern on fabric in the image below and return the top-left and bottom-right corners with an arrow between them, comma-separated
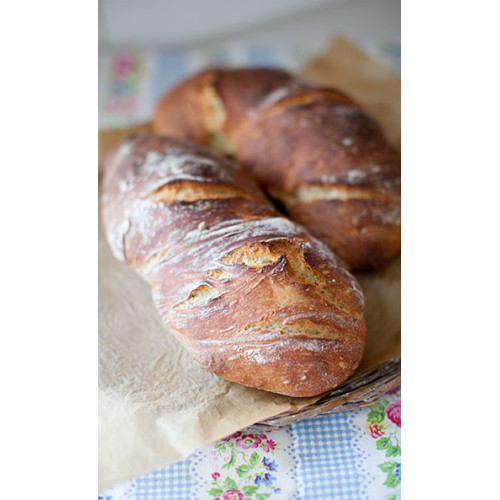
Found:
206,431 -> 281,498
366,387 -> 402,499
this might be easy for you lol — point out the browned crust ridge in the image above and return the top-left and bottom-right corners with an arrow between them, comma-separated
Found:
102,134 -> 366,397
153,68 -> 401,271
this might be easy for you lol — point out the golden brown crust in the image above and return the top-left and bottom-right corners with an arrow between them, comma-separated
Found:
153,68 -> 401,270
101,134 -> 366,397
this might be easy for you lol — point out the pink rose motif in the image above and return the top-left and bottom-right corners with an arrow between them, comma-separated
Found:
386,386 -> 400,395
212,472 -> 220,479
223,490 -> 244,500
113,54 -> 134,78
263,439 -> 276,452
367,422 -> 386,438
221,431 -> 242,442
386,400 -> 401,427
235,434 -> 262,449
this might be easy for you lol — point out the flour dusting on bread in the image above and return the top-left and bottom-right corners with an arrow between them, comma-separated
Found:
102,134 -> 366,397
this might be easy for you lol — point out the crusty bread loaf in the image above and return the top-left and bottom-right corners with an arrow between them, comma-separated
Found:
101,134 -> 366,397
153,68 -> 401,271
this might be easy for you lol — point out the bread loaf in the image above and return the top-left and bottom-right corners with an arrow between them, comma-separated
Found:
153,68 -> 401,271
101,134 -> 366,397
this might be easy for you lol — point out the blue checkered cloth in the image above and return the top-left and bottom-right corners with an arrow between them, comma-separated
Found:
100,409 -> 392,500
292,413 -> 360,499
135,461 -> 191,500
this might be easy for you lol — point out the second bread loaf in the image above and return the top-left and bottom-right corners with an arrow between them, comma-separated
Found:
153,67 -> 401,271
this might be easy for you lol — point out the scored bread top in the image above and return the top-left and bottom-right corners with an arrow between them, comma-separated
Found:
101,134 -> 366,397
153,67 -> 401,271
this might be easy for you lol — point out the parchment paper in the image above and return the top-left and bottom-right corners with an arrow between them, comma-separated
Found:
98,37 -> 401,491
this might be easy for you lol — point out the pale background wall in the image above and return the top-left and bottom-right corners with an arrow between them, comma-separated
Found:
99,0 -> 400,50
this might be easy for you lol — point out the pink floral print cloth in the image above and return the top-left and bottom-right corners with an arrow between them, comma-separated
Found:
100,387 -> 401,500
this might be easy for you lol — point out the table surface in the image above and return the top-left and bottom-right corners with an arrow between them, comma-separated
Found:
98,43 -> 401,500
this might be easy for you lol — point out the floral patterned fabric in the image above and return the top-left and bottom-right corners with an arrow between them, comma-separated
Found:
100,387 -> 401,500
202,430 -> 290,500
361,389 -> 401,498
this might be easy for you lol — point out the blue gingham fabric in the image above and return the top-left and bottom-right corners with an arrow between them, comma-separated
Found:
98,42 -> 401,500
100,388 -> 401,500
136,462 -> 191,500
292,413 -> 359,499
